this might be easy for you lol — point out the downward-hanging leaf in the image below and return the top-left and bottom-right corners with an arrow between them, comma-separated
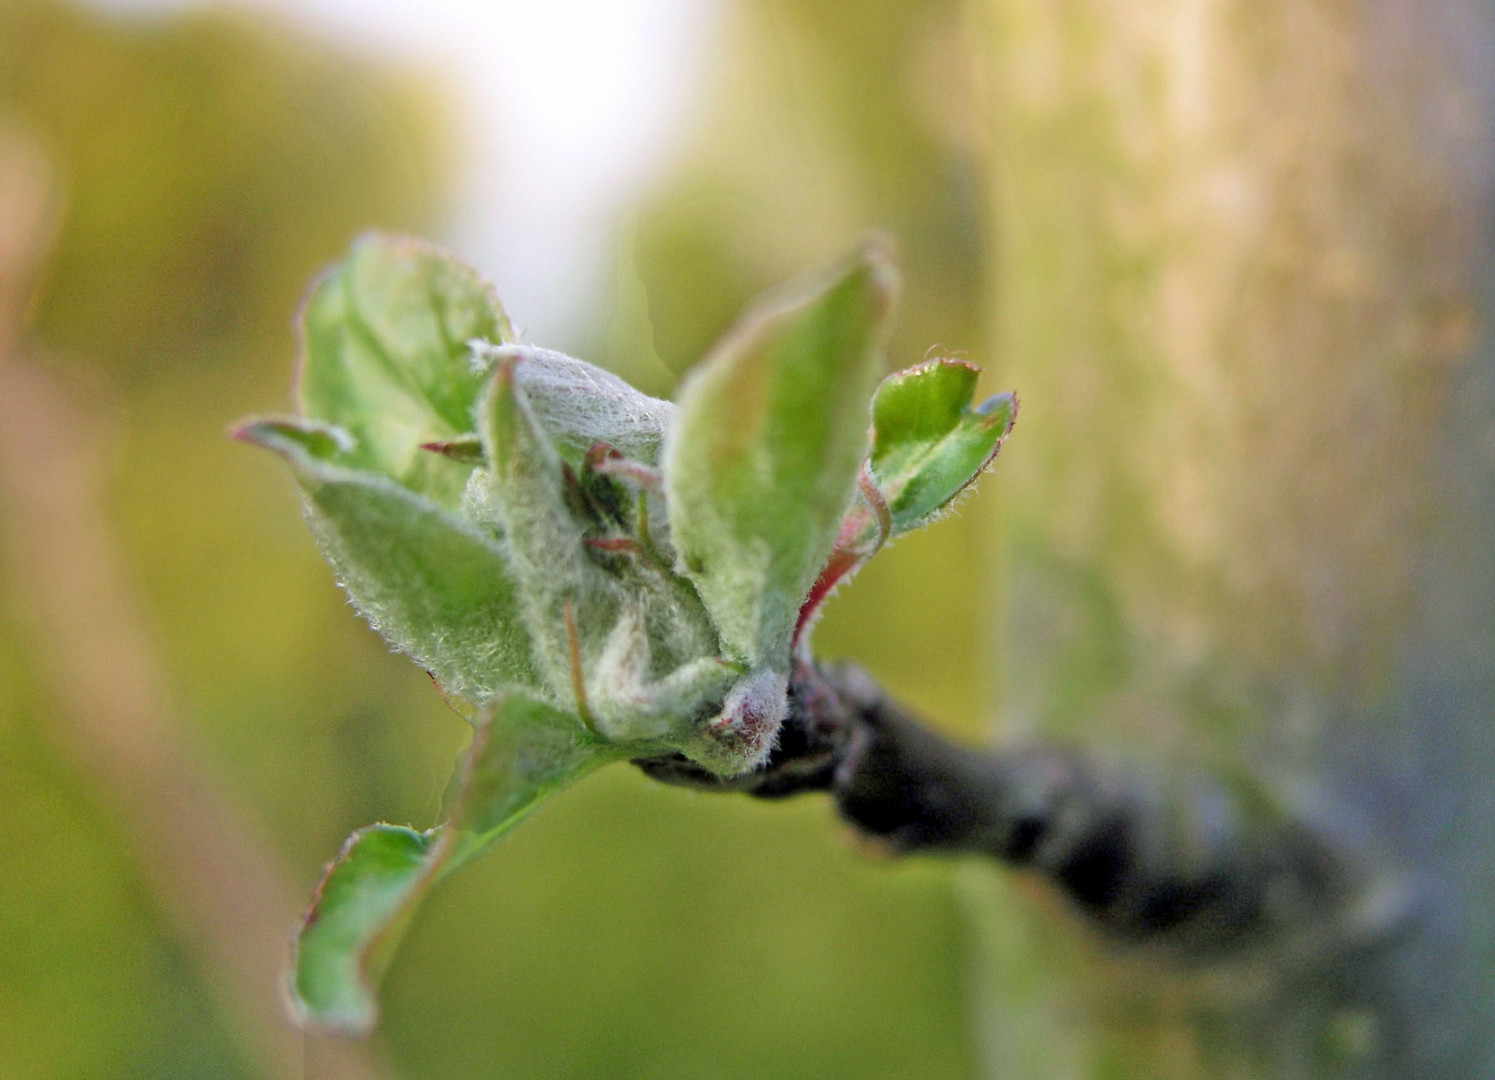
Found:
288,823 -> 437,1035
663,242 -> 897,667
232,416 -> 540,702
289,694 -> 611,1034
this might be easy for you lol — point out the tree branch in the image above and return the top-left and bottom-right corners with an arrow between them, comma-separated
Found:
636,659 -> 1370,958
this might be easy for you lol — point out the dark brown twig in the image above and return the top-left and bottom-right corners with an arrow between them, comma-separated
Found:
636,659 -> 1368,958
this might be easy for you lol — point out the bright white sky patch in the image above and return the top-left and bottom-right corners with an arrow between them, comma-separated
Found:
82,0 -> 719,349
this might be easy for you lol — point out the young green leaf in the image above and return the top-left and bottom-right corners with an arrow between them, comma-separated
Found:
289,823 -> 437,1035
663,242 -> 898,668
232,417 -> 541,702
298,233 -> 516,508
868,359 -> 1016,533
290,694 -> 610,1035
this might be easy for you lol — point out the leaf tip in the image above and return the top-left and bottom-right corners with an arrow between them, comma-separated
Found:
480,352 -> 531,475
228,415 -> 354,462
226,418 -> 266,446
846,232 -> 901,321
973,390 -> 1019,435
285,970 -> 379,1040
418,435 -> 486,464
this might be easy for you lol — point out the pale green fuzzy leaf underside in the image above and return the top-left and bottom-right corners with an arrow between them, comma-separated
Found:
476,359 -> 624,699
478,359 -> 751,762
298,232 -> 516,508
233,417 -> 541,701
663,243 -> 898,667
869,359 -> 1017,533
289,693 -> 610,1034
499,344 -> 676,466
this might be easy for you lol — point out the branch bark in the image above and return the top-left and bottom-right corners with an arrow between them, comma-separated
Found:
636,659 -> 1374,959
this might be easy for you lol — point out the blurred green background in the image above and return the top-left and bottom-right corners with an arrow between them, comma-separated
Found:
7,0 -> 1492,1076
0,1 -> 997,1077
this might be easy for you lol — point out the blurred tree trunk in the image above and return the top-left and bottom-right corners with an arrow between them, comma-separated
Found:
970,1 -> 1495,1076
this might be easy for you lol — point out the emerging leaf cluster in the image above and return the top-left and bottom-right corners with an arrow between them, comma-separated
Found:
234,233 -> 1016,1033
